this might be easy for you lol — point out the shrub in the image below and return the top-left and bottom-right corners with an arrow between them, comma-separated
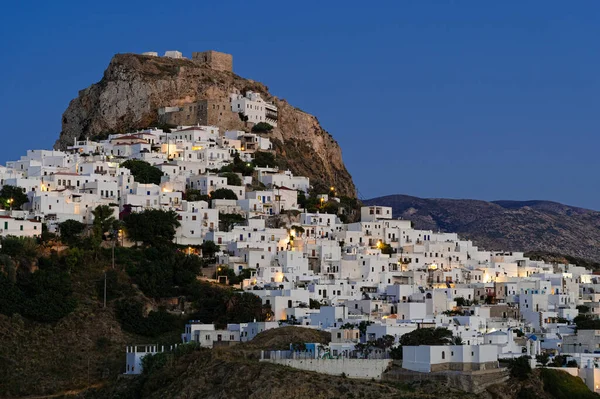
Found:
58,219 -> 86,247
114,299 -> 179,337
508,356 -> 532,380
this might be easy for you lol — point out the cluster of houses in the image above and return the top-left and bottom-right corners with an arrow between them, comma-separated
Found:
1,122 -> 599,391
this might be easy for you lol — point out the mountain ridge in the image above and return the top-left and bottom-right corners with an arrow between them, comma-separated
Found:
364,194 -> 600,262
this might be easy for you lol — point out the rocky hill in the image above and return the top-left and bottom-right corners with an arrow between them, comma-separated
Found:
55,53 -> 355,197
364,194 -> 600,263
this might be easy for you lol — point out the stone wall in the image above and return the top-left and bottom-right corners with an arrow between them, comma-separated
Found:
430,360 -> 499,372
159,103 -> 199,126
198,99 -> 243,128
192,51 -> 233,72
261,358 -> 392,380
384,368 -> 509,394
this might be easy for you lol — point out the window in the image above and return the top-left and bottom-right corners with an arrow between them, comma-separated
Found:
442,351 -> 445,359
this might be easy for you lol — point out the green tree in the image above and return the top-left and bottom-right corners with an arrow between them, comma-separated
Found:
399,327 -> 454,346
379,242 -> 394,255
0,185 -> 28,209
309,298 -> 322,309
508,356 -> 532,380
200,240 -> 220,260
219,213 -> 245,232
92,205 -> 116,236
374,334 -> 396,350
211,188 -> 238,200
251,122 -> 273,133
252,151 -> 276,167
220,172 -> 242,186
121,159 -> 164,185
58,219 -> 86,246
124,209 -> 180,247
185,189 -> 211,203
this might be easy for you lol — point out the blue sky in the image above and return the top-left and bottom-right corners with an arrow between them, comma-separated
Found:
0,1 -> 599,208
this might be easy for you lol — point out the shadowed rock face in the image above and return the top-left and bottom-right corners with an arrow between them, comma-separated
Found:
364,194 -> 600,262
56,53 -> 356,197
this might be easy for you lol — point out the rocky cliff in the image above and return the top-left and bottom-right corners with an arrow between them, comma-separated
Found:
56,53 -> 355,197
364,194 -> 600,263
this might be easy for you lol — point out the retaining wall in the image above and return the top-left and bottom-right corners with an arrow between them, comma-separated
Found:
261,358 -> 392,380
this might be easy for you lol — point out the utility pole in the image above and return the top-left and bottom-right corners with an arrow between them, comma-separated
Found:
103,271 -> 107,308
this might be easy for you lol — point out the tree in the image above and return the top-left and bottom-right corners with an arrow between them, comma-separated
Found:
114,299 -> 179,337
92,205 -> 116,236
576,305 -> 590,314
219,213 -> 245,232
185,189 -> 211,203
291,225 -> 305,237
58,219 -> 86,246
455,297 -> 469,307
379,242 -> 394,255
508,356 -> 532,380
124,209 -> 180,247
252,151 -> 276,167
200,240 -> 220,260
211,188 -> 238,200
309,299 -> 322,309
251,122 -> 273,133
220,172 -> 242,186
121,159 -> 163,185
390,345 -> 403,360
0,185 -> 28,210
358,320 -> 374,337
399,327 -> 454,346
374,334 -> 395,350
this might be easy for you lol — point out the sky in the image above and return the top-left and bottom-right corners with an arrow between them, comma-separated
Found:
0,1 -> 599,208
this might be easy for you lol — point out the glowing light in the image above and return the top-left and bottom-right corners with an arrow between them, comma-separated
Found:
429,263 -> 438,270
376,240 -> 382,249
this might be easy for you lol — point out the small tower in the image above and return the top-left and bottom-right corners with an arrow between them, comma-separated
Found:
192,51 -> 233,72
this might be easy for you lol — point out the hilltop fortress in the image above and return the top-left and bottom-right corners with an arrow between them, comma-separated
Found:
141,49 -> 233,72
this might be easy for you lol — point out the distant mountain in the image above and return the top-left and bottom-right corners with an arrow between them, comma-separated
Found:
363,194 -> 600,263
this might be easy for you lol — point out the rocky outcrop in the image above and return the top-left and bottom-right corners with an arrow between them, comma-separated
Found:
56,53 -> 356,197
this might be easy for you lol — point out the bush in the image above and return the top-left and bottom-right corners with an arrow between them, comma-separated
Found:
58,219 -> 86,247
126,248 -> 203,298
0,264 -> 77,323
508,356 -> 532,380
114,299 -> 179,337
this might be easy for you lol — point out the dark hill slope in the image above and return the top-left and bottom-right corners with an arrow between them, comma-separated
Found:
364,194 -> 600,262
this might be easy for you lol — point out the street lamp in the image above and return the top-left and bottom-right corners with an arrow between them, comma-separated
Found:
8,198 -> 13,211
